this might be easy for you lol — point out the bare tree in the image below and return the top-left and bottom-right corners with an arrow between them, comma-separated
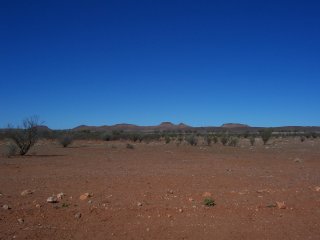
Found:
7,116 -> 40,155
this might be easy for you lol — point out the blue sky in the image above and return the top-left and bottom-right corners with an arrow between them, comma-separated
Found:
1,0 -> 319,129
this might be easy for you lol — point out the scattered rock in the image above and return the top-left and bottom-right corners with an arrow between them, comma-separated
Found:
47,196 -> 58,203
294,158 -> 302,163
178,208 -> 183,213
79,193 -> 92,201
57,192 -> 65,200
137,202 -> 143,207
146,228 -> 150,232
167,190 -> 174,194
88,200 -> 93,204
276,201 -> 286,209
17,218 -> 24,224
188,198 -> 194,202
202,192 -> 212,197
314,186 -> 320,192
21,189 -> 34,196
35,204 -> 41,208
74,212 -> 82,219
2,204 -> 10,210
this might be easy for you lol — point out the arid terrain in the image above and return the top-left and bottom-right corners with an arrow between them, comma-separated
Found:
1,138 -> 320,239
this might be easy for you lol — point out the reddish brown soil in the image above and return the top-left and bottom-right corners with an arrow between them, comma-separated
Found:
0,138 -> 320,239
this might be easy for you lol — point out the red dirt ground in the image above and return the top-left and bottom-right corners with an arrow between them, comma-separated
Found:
0,138 -> 320,239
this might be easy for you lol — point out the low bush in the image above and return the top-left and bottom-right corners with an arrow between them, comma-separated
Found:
186,135 -> 197,146
5,142 -> 17,158
203,198 -> 215,207
59,136 -> 73,147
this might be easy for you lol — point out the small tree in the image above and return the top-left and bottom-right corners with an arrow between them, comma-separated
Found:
260,128 -> 273,145
7,116 -> 40,155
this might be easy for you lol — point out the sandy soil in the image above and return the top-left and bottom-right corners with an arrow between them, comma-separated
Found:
0,138 -> 320,239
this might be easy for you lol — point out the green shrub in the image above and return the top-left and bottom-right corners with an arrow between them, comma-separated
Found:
212,135 -> 218,144
203,198 -> 215,207
5,142 -> 17,158
260,128 -> 273,145
165,135 -> 171,144
205,135 -> 212,146
102,133 -> 112,141
228,137 -> 238,147
300,136 -> 306,142
59,136 -> 73,147
186,135 -> 197,146
220,135 -> 229,146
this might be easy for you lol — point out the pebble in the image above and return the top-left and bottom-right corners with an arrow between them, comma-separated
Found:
21,189 -> 34,196
179,208 -> 183,213
137,202 -> 143,207
2,204 -> 10,210
74,212 -> 82,219
47,196 -> 58,203
17,218 -> 24,224
79,193 -> 92,201
57,192 -> 65,199
276,201 -> 286,209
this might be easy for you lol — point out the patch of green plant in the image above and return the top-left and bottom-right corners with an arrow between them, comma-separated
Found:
61,203 -> 69,208
203,198 -> 215,207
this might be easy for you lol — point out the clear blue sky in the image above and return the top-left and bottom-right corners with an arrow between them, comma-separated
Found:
1,0 -> 319,129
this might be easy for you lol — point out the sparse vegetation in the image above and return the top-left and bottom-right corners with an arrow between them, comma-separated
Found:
212,135 -> 219,144
59,136 -> 73,147
220,135 -> 229,146
5,142 -> 17,158
165,135 -> 171,144
186,134 -> 197,146
260,128 -> 273,145
203,198 -> 215,207
249,136 -> 255,146
228,137 -> 239,147
205,135 -> 212,146
6,116 -> 40,156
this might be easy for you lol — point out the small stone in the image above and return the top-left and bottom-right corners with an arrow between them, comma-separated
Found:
202,192 -> 212,197
47,196 -> 58,203
167,190 -> 174,194
188,197 -> 194,202
88,200 -> 92,204
146,228 -> 150,232
178,208 -> 183,213
57,192 -> 65,199
314,186 -> 320,192
21,189 -> 34,196
17,218 -> 24,224
276,201 -> 286,209
2,204 -> 10,210
137,202 -> 143,207
79,193 -> 92,201
74,212 -> 82,219
35,204 -> 41,208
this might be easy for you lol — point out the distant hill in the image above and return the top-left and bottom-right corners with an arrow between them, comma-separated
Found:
221,123 -> 250,128
1,123 -> 319,134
